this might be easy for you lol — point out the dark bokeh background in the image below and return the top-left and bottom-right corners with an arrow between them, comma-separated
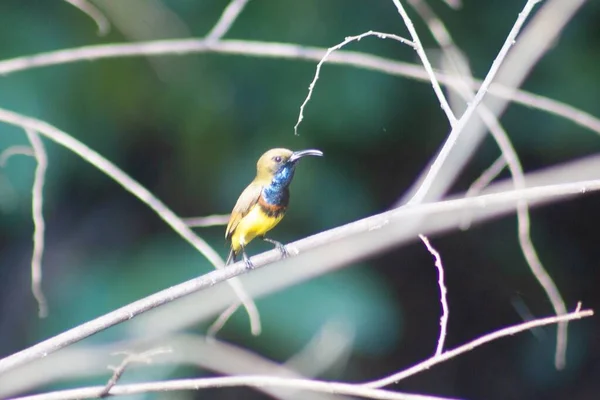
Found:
0,1 -> 599,399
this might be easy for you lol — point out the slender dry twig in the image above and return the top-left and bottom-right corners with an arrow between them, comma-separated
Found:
362,306 -> 591,388
0,39 -> 597,139
185,214 -> 230,228
0,332 -> 341,400
174,333 -> 345,400
63,0 -> 110,36
207,302 -> 241,338
194,0 -> 261,337
409,0 -> 568,370
24,129 -> 49,318
11,377 -> 457,400
391,0 -> 457,126
0,145 -> 34,166
294,30 -> 414,135
206,0 -> 251,41
2,173 -> 599,376
418,235 -> 448,356
98,348 -> 171,397
468,158 -> 508,197
460,155 -> 507,229
0,107 -> 261,336
407,0 -> 542,205
9,309 -> 592,400
399,0 -> 588,207
456,83 -> 569,371
122,153 -> 600,337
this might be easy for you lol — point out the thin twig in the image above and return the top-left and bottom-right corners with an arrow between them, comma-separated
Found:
24,129 -> 49,318
460,155 -> 507,229
1,174 -> 598,375
207,302 -> 241,338
362,306 -> 592,388
99,348 -> 171,397
0,332 -> 341,400
398,0 -> 588,208
391,0 -> 457,127
294,30 -> 414,135
10,376 -> 458,400
409,0 -> 568,369
8,309 -> 592,400
0,107 -> 261,336
185,214 -> 230,228
0,40 -> 597,139
63,0 -> 110,36
412,0 -> 568,369
458,78 -> 569,372
205,0 -> 251,41
114,153 -> 600,338
418,235 -> 448,356
407,0 -> 542,205
447,47 -> 568,372
0,145 -> 34,166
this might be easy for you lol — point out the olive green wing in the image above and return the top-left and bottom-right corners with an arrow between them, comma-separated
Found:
225,182 -> 263,240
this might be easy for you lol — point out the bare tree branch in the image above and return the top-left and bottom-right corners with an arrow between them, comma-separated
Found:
294,30 -> 413,135
63,0 -> 110,36
24,128 -> 49,318
0,41 -> 596,140
409,0 -> 568,370
1,169 -> 598,375
391,0 -> 457,126
0,107 -> 261,337
0,332 -> 344,400
10,377 -> 455,400
111,153 -> 600,347
98,348 -> 171,397
406,0 -> 542,205
363,306 -> 591,388
206,0 -> 251,41
8,309 -> 592,400
0,145 -> 35,166
460,155 -> 507,229
207,302 -> 241,338
398,0 -> 589,207
418,235 -> 448,356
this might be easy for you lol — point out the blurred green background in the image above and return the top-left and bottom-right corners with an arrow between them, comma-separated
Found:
1,1 -> 599,399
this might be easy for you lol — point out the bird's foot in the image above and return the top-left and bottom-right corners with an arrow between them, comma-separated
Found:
276,243 -> 289,259
263,237 -> 288,259
242,251 -> 255,270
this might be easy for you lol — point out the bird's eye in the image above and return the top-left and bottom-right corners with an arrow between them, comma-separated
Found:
273,156 -> 282,163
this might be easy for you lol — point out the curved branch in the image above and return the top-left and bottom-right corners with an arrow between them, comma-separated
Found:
0,107 -> 261,337
9,376 -> 449,400
24,129 -> 49,318
63,0 -> 110,36
0,40 -> 597,138
1,170 -> 599,375
363,307 -> 592,388
7,310 -> 593,400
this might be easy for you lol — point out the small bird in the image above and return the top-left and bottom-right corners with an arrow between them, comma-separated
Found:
225,148 -> 323,269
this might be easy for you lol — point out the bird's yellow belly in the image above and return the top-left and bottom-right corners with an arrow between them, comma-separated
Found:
231,205 -> 284,253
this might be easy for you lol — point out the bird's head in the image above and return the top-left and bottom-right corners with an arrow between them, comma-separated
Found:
256,148 -> 323,182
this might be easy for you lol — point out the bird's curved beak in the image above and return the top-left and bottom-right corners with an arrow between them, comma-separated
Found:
289,149 -> 323,163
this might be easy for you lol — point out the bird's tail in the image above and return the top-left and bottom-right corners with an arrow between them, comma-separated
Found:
225,248 -> 236,265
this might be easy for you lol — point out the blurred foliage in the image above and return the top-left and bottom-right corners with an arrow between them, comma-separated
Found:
0,1 -> 600,400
